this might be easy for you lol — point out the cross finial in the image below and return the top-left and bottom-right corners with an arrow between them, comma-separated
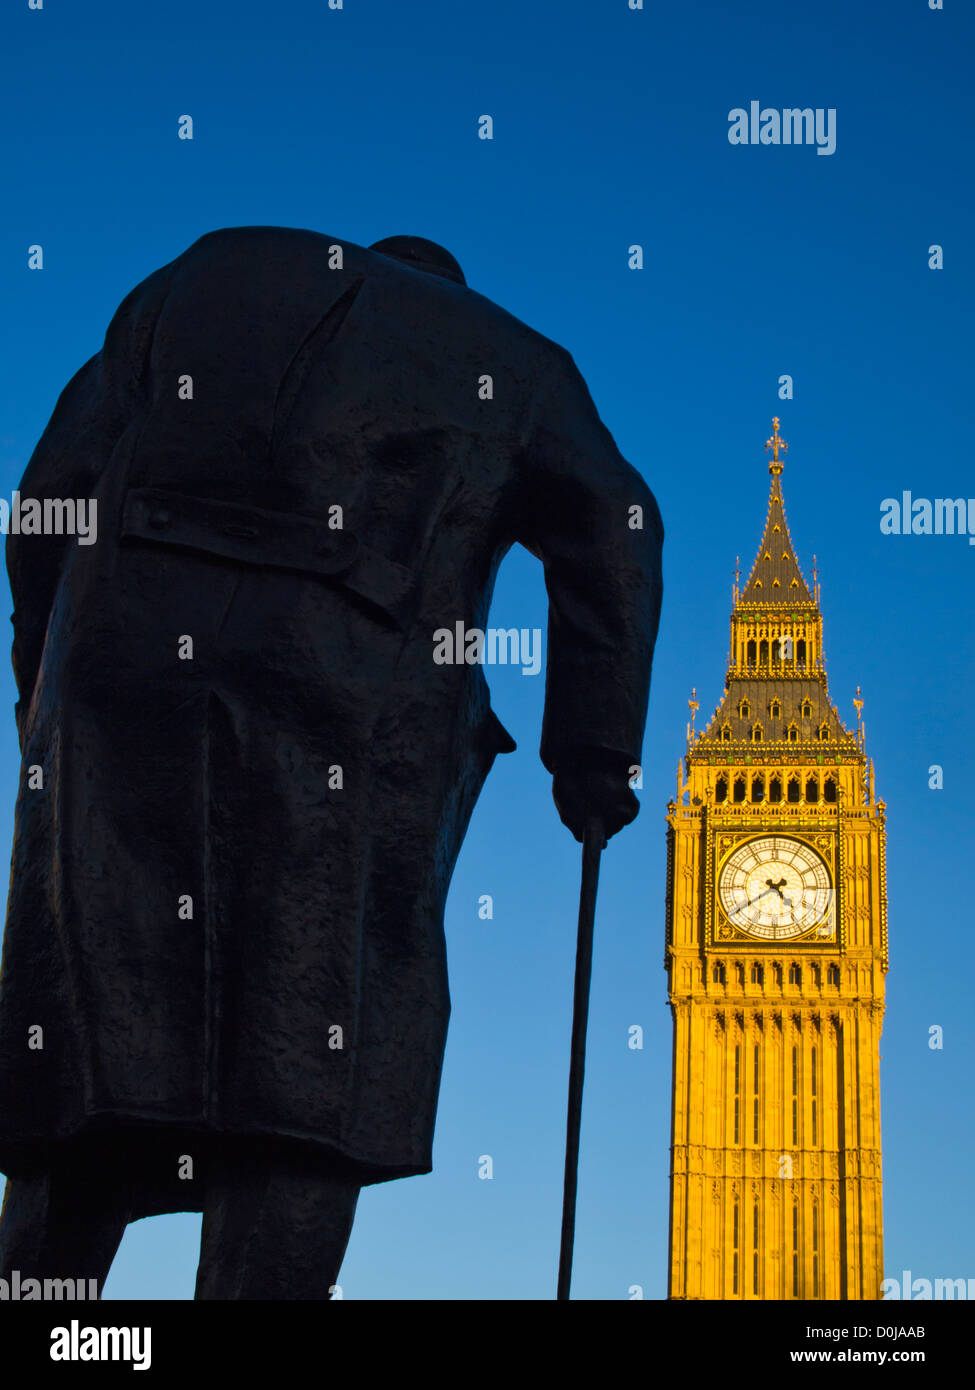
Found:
764,416 -> 788,473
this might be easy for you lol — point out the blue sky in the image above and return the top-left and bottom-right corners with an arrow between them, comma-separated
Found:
0,0 -> 972,1299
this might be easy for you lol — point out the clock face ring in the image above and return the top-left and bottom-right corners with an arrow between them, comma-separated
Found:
718,835 -> 831,940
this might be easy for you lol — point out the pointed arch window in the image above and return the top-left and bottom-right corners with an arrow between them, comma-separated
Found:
733,775 -> 747,803
752,1044 -> 760,1143
753,1203 -> 760,1296
768,775 -> 782,803
715,775 -> 728,803
792,1205 -> 800,1297
823,775 -> 837,803
801,700 -> 812,719
787,775 -> 801,804
787,722 -> 799,743
738,699 -> 750,720
790,578 -> 800,589
770,699 -> 781,719
817,723 -> 831,742
720,723 -> 732,742
751,774 -> 764,802
751,723 -> 763,743
806,776 -> 819,802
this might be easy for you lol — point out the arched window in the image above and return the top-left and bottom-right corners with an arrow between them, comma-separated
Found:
751,723 -> 763,743
801,699 -> 812,719
733,1201 -> 741,1295
817,723 -> 831,742
796,639 -> 807,667
768,775 -> 782,803
787,722 -> 799,743
746,640 -> 757,666
792,1205 -> 800,1297
806,776 -> 819,803
715,775 -> 728,803
759,639 -> 769,666
770,699 -> 781,719
753,1203 -> 760,1296
787,776 -> 801,804
739,699 -> 750,720
823,775 -> 837,803
733,775 -> 747,803
751,775 -> 764,803
753,1044 -> 760,1143
720,723 -> 732,742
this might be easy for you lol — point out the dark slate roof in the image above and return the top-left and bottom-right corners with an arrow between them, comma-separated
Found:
740,472 -> 815,606
699,676 -> 856,747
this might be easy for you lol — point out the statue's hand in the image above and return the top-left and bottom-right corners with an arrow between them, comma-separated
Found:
552,748 -> 639,843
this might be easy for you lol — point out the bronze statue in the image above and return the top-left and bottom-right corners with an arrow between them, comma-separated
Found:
0,227 -> 663,1298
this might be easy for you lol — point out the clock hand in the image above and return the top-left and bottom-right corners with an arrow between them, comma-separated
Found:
742,887 -> 778,909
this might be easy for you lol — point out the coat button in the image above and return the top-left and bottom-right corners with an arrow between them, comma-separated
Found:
148,509 -> 170,528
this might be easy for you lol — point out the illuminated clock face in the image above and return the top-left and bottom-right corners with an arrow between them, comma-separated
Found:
718,836 -> 831,940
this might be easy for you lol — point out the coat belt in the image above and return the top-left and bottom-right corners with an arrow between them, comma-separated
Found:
120,487 -> 416,630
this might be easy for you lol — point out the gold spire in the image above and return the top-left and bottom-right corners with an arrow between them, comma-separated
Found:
764,416 -> 788,474
739,421 -> 813,606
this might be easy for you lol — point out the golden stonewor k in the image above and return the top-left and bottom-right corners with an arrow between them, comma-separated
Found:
665,418 -> 888,1300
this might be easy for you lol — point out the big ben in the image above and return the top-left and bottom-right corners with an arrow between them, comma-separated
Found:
665,419 -> 888,1301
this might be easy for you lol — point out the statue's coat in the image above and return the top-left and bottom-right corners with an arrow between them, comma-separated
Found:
0,227 -> 662,1204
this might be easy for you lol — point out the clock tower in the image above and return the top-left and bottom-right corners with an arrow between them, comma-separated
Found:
665,420 -> 888,1300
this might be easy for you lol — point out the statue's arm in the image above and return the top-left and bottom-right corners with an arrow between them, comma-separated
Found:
516,346 -> 664,781
7,262 -> 175,745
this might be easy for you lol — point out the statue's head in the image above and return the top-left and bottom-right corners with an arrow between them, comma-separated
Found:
369,235 -> 466,287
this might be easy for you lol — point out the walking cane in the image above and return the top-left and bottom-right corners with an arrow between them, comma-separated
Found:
557,813 -> 606,1300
